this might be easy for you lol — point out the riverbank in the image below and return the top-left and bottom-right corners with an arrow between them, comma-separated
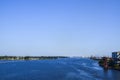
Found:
98,57 -> 120,71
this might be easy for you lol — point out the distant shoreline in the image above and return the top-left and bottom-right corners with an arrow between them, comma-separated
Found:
0,56 -> 68,60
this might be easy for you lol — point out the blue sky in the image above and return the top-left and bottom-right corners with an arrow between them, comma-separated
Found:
0,0 -> 120,56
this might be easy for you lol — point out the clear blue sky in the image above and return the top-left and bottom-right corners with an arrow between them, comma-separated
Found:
0,0 -> 120,57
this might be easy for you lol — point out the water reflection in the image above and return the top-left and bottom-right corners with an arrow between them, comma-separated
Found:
110,70 -> 120,80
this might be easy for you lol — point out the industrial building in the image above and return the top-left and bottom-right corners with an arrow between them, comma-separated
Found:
112,52 -> 120,64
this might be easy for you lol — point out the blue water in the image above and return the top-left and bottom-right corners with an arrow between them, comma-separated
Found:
0,58 -> 120,80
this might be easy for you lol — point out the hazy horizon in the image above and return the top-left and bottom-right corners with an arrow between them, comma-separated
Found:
0,0 -> 120,57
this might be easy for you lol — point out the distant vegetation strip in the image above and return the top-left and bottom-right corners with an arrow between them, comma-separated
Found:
0,56 -> 68,60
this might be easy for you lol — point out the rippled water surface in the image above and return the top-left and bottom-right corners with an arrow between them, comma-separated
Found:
0,58 -> 120,80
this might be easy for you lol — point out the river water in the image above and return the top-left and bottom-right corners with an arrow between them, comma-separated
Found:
0,58 -> 120,80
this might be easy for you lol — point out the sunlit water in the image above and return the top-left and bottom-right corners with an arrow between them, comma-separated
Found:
0,58 -> 120,80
